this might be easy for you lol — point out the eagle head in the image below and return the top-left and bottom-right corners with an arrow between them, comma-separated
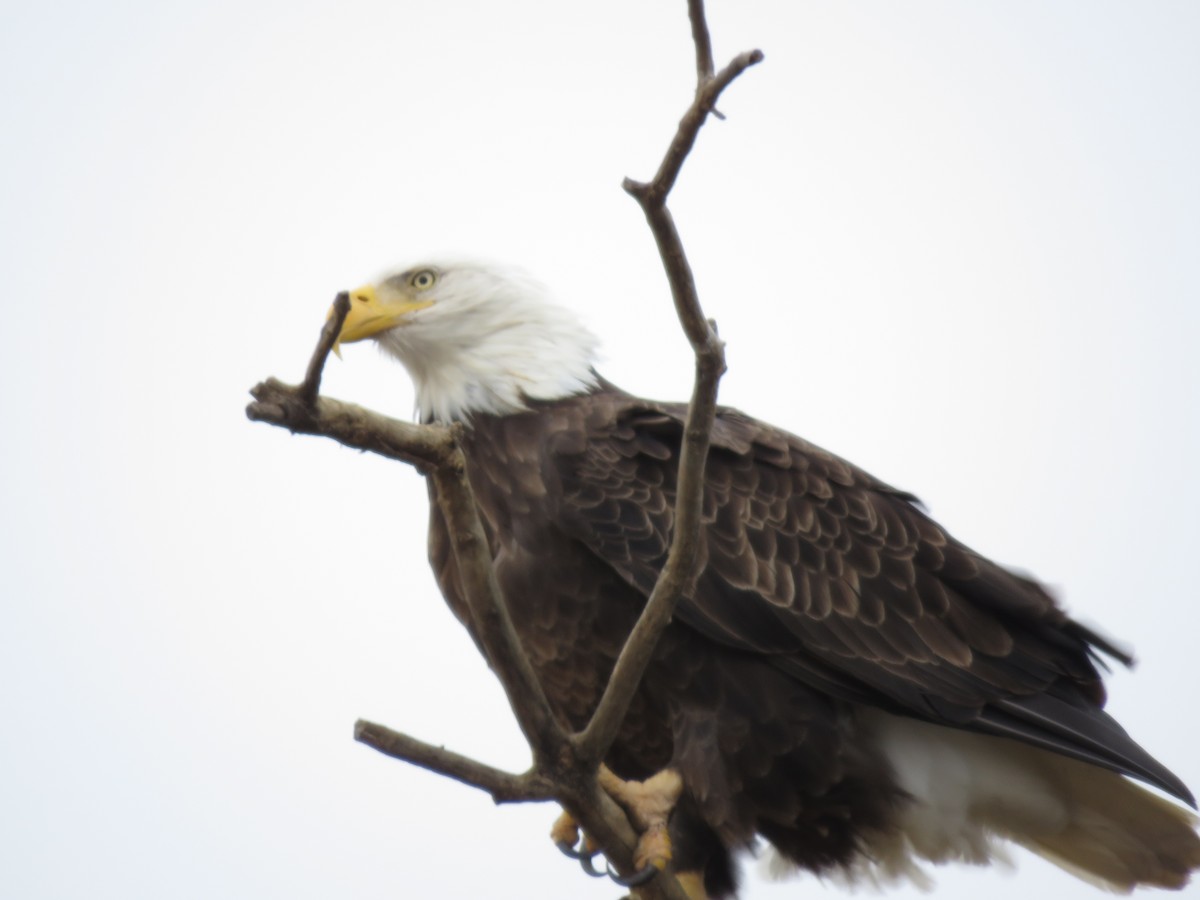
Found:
331,260 -> 599,423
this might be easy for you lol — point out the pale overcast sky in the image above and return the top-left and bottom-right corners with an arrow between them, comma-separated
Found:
2,2 -> 1198,899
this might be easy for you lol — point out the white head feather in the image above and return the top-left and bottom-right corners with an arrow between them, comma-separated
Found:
368,260 -> 600,423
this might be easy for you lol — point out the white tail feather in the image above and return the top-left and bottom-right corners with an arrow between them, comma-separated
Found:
849,711 -> 1200,891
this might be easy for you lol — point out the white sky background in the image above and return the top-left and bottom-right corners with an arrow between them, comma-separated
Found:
2,1 -> 1198,898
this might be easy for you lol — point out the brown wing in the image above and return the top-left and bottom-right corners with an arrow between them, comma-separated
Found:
543,390 -> 1193,806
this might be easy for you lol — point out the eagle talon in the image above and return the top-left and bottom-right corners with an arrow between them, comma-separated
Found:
607,861 -> 659,888
597,766 -> 681,876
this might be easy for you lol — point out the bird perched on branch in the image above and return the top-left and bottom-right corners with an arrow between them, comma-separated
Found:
332,259 -> 1199,898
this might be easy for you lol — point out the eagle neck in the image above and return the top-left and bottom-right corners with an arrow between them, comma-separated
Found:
381,320 -> 600,424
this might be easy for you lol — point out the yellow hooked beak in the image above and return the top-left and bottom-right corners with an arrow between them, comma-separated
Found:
328,284 -> 434,358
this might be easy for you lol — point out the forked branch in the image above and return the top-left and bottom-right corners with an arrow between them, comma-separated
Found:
246,298 -> 685,899
249,325 -> 567,767
246,1 -> 761,897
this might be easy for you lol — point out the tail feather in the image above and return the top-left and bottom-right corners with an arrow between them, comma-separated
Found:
869,711 -> 1200,891
1003,755 -> 1200,891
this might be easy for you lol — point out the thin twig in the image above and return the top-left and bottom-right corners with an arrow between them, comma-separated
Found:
578,7 -> 757,768
687,0 -> 716,84
299,291 -> 350,408
625,49 -> 763,210
354,719 -> 555,804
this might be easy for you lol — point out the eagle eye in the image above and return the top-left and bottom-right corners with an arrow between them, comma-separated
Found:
411,269 -> 437,291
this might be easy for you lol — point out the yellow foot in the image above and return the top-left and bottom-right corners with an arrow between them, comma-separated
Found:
550,809 -> 580,848
598,765 -> 684,871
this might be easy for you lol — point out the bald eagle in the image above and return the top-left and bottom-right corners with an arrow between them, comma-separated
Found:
333,260 -> 1198,897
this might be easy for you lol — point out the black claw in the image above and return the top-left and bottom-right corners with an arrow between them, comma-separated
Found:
556,840 -> 592,861
560,838 -> 659,887
606,861 -> 659,888
557,839 -> 607,877
579,852 -> 608,878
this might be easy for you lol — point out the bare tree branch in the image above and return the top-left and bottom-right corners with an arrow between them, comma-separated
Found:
577,9 -> 761,768
247,379 -> 455,472
625,49 -> 763,211
687,0 -> 716,84
298,291 -> 350,408
354,719 -> 555,804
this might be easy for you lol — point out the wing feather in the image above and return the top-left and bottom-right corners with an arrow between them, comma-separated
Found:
544,392 -> 1193,806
